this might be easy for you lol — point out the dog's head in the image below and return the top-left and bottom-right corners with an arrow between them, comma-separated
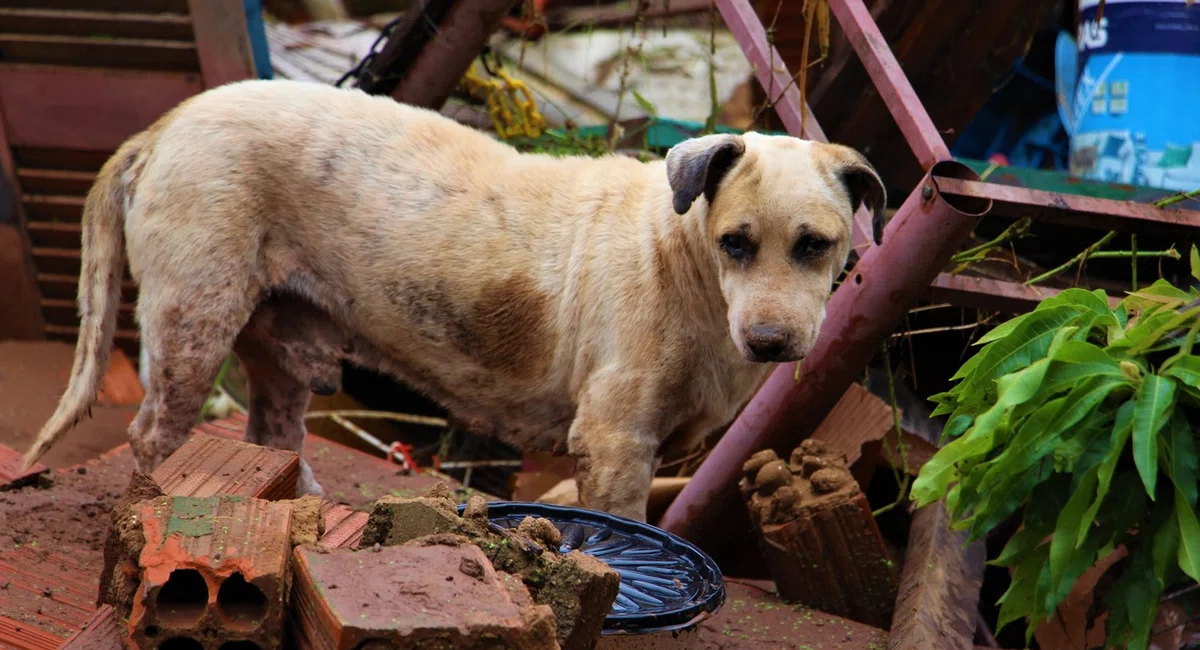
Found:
666,132 -> 886,363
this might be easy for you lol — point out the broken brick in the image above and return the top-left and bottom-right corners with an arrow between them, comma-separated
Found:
290,543 -> 560,649
286,495 -> 325,547
365,486 -> 620,650
150,433 -> 300,501
0,442 -> 48,491
120,494 -> 294,649
60,605 -> 123,650
740,442 -> 899,629
318,501 -> 368,550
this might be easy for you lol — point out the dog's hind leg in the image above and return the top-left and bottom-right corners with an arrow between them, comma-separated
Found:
234,329 -> 324,497
130,287 -> 252,474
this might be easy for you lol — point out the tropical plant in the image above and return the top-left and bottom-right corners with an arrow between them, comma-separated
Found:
911,255 -> 1200,649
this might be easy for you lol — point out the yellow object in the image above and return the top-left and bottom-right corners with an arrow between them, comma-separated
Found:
458,62 -> 545,140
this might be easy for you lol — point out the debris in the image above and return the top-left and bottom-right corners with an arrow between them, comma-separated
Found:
887,503 -> 985,650
286,494 -> 326,547
114,495 -> 294,649
362,484 -> 620,650
741,441 -> 899,629
150,432 -> 301,500
318,500 -> 368,550
60,604 -> 123,650
290,543 -> 560,649
0,442 -> 48,491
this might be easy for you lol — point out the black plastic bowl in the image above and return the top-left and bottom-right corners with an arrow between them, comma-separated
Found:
456,501 -> 725,635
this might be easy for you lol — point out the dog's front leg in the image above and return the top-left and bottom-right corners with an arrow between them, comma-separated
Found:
567,397 -> 660,522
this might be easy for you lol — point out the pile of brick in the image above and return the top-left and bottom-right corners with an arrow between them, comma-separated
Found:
80,433 -> 621,649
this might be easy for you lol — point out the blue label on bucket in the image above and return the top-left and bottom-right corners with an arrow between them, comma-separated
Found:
1070,0 -> 1200,190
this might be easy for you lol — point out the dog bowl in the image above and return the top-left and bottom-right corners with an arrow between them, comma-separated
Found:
457,501 -> 725,646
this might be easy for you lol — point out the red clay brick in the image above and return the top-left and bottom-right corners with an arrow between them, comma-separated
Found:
290,543 -> 560,649
318,500 -> 367,550
127,495 -> 293,649
60,605 -> 123,650
0,614 -> 63,650
150,433 -> 300,501
0,442 -> 47,491
0,544 -> 101,638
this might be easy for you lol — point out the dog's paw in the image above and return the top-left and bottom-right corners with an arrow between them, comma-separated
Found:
296,460 -> 326,498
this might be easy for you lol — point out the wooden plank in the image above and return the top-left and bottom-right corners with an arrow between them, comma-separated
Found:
0,0 -> 189,13
12,148 -> 111,171
187,0 -> 256,89
0,8 -> 194,41
37,273 -> 137,303
41,297 -> 136,330
15,169 -> 95,195
0,97 -> 45,340
25,220 -> 80,247
0,34 -> 198,71
45,324 -> 139,343
887,503 -> 986,650
30,246 -> 80,275
21,194 -> 83,221
809,381 -> 897,468
0,65 -> 202,152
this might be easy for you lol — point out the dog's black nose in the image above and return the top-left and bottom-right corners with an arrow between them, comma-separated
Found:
746,325 -> 791,361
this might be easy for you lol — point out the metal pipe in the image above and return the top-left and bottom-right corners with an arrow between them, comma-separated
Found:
825,0 -> 950,168
658,161 -> 992,556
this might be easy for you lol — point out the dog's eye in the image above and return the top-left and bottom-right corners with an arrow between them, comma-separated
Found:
792,235 -> 832,262
719,233 -> 754,262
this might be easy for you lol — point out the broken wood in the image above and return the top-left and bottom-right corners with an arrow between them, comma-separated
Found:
888,502 -> 986,650
740,440 -> 899,629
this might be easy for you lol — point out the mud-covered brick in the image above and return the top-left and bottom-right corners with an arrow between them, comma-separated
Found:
0,442 -> 48,491
741,442 -> 899,629
151,433 -> 300,500
318,500 -> 368,550
290,544 -> 560,650
127,494 -> 294,650
60,604 -> 123,650
359,492 -> 466,547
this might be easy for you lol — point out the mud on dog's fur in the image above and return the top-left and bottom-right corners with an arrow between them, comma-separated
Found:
24,79 -> 885,521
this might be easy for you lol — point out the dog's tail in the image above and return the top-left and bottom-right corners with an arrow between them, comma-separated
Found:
22,134 -> 146,469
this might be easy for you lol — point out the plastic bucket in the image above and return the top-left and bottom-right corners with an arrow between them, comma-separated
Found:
1068,0 -> 1200,189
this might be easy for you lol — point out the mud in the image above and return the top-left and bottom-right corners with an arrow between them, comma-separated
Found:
740,440 -> 860,525
364,484 -> 620,650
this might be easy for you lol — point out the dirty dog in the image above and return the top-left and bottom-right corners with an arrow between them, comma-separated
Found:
24,79 -> 885,522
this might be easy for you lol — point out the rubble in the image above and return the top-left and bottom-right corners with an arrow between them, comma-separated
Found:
60,605 -> 123,650
363,487 -> 620,650
740,440 -> 899,629
291,543 -> 560,649
317,501 -> 368,550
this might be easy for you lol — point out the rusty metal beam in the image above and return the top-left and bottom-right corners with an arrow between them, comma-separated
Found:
927,273 -> 1123,314
660,163 -> 991,554
824,0 -> 951,169
936,177 -> 1200,232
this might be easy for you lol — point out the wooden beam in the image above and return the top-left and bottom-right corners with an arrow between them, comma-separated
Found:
4,0 -> 189,13
0,99 -> 44,340
0,9 -> 195,41
888,503 -> 986,650
0,34 -> 198,72
0,65 -> 202,152
187,0 -> 256,89
15,169 -> 95,196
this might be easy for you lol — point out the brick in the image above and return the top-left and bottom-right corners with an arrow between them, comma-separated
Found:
151,433 -> 300,501
0,442 -> 47,491
318,501 -> 367,550
0,614 -> 62,650
61,605 -> 124,650
290,543 -> 560,649
740,441 -> 899,629
0,544 -> 102,638
125,495 -> 294,649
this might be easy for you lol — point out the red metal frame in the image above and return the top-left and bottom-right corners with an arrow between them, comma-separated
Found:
659,0 -> 1200,553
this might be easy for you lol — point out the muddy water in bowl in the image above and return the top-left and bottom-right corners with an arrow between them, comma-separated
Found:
459,502 -> 726,647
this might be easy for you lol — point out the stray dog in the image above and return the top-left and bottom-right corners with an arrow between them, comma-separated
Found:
24,79 -> 885,522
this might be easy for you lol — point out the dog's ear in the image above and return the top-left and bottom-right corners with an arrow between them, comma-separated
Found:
665,134 -> 746,215
834,147 -> 888,245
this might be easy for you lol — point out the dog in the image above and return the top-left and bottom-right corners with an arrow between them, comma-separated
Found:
23,79 -> 885,522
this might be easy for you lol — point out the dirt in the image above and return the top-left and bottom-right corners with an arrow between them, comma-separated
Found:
0,341 -> 138,469
287,494 -> 326,546
741,440 -> 862,526
695,579 -> 890,649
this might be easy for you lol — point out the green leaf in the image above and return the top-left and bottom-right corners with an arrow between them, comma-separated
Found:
996,542 -> 1049,635
631,90 -> 657,117
1131,374 -> 1177,498
973,312 -> 1030,346
957,305 -> 1082,397
991,521 -> 1053,567
1176,485 -> 1200,581
1165,411 -> 1198,507
1164,356 -> 1200,392
1191,244 -> 1200,282
1049,464 -> 1099,588
1077,401 -> 1135,547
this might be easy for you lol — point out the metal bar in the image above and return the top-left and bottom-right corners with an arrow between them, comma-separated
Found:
825,0 -> 950,169
388,0 -> 521,109
659,161 -> 991,556
936,177 -> 1200,232
927,274 -> 1122,314
714,0 -> 875,250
